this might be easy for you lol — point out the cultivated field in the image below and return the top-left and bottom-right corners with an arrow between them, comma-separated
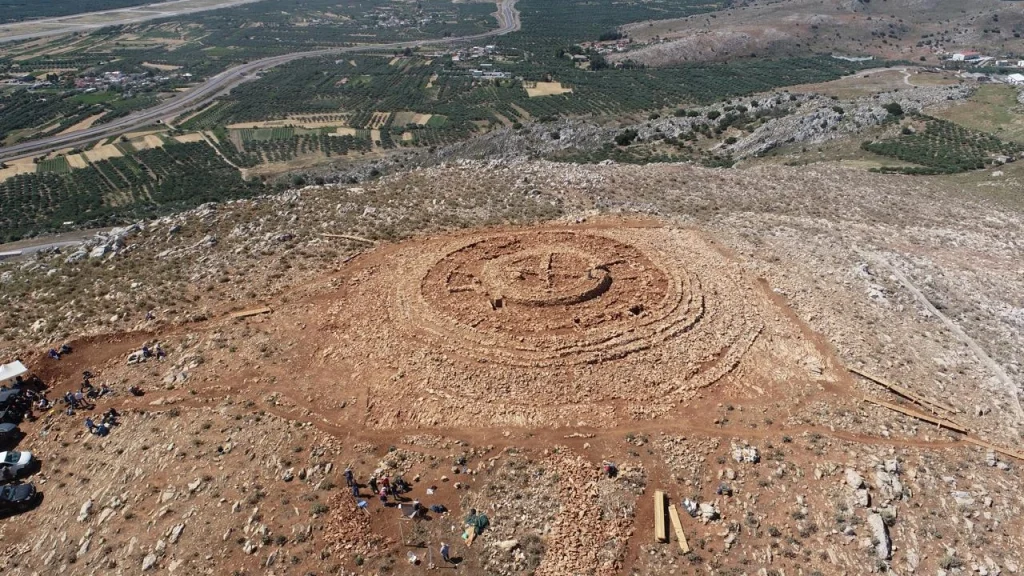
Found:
524,81 -> 573,97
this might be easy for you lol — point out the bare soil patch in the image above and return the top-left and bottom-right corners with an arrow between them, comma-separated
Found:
524,81 -> 572,98
172,132 -> 205,143
141,61 -> 182,71
57,114 -> 106,136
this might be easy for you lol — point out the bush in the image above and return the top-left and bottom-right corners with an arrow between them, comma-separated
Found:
614,129 -> 639,146
706,110 -> 721,120
939,555 -> 963,570
884,102 -> 904,116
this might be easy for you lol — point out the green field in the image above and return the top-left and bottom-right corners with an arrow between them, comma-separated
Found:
930,85 -> 1024,144
36,156 -> 71,175
237,126 -> 297,142
862,115 -> 1023,175
73,91 -> 117,105
0,142 -> 262,242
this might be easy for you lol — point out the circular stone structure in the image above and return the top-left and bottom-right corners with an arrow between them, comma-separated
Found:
410,230 -> 704,366
323,224 -> 773,428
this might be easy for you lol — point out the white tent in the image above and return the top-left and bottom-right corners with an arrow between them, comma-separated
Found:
0,361 -> 27,382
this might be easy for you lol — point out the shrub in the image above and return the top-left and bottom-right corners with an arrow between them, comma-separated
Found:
614,129 -> 639,146
884,102 -> 904,116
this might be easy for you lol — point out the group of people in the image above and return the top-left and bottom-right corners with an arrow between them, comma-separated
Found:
141,344 -> 166,361
345,468 -> 412,506
60,371 -> 117,415
46,344 -> 73,360
59,368 -> 123,438
2,374 -> 46,422
84,408 -> 119,437
342,466 -> 491,568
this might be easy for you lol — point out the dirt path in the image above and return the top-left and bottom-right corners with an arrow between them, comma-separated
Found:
861,249 -> 1024,423
198,131 -> 241,170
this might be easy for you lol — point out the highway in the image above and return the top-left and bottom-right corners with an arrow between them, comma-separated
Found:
0,0 -> 520,163
0,0 -> 268,43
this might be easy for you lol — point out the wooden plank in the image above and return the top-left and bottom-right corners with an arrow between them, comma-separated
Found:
654,491 -> 668,543
851,368 -> 959,415
862,397 -> 968,433
230,307 -> 272,319
668,503 -> 689,553
963,436 -> 1024,462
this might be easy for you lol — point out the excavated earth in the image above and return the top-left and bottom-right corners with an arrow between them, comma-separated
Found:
0,160 -> 1023,576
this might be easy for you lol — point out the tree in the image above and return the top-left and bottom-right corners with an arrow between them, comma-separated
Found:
884,102 -> 904,116
589,52 -> 609,71
615,129 -> 638,146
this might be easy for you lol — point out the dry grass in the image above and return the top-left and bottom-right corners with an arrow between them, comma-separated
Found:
66,154 -> 89,169
142,62 -> 183,71
392,112 -> 433,126
929,84 -> 1024,144
133,134 -> 166,150
0,157 -> 37,182
83,144 -> 124,162
173,132 -> 206,143
524,81 -> 573,98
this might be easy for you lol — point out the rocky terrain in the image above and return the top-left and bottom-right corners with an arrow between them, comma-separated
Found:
613,0 -> 1024,67
1,154 -> 1022,574
438,81 -> 973,163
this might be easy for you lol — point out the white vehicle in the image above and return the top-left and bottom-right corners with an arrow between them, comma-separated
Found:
0,451 -> 34,481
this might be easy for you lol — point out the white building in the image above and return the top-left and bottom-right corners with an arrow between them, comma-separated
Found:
1007,73 -> 1024,86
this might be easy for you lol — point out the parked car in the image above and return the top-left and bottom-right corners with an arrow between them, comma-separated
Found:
0,388 -> 22,409
0,451 -> 34,481
0,482 -> 38,513
0,407 -> 21,425
0,423 -> 17,444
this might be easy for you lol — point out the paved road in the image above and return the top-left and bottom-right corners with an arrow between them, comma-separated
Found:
0,0 -> 266,43
0,228 -> 115,258
0,0 -> 520,163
